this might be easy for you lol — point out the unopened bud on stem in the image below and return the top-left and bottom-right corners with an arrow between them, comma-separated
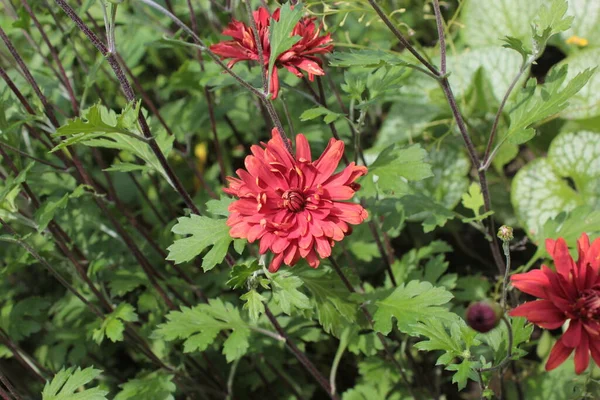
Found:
466,301 -> 503,333
497,225 -> 514,242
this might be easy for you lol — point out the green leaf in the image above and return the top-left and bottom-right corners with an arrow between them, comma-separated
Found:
293,266 -> 359,337
538,206 -> 600,252
462,0 -> 544,47
446,359 -> 478,391
108,269 -> 147,297
504,66 -> 595,145
92,303 -> 138,344
167,214 -> 233,270
271,272 -> 311,315
268,2 -> 303,94
454,276 -> 491,302
42,367 -> 107,400
414,144 -> 470,210
448,47 -> 523,101
534,0 -> 573,42
512,131 -> 600,237
519,361 -> 590,400
0,297 -> 50,340
300,107 -> 344,124
114,371 -> 176,400
556,48 -> 600,119
227,260 -> 262,289
206,196 -> 234,217
412,319 -> 464,365
240,290 -> 266,323
362,144 -> 433,198
0,162 -> 34,212
400,194 -> 455,233
374,95 -> 442,147
329,49 -> 412,68
373,280 -> 456,335
461,182 -> 484,216
153,299 -> 251,362
53,103 -> 174,183
484,317 -> 533,363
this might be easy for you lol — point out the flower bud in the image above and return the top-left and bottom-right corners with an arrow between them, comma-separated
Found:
466,301 -> 503,333
497,225 -> 514,242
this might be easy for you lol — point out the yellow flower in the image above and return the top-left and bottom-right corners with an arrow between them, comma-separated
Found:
566,35 -> 589,47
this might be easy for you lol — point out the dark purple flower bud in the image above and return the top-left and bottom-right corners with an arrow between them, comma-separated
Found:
466,301 -> 503,333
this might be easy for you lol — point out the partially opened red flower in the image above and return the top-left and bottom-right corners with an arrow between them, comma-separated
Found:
224,129 -> 368,272
209,6 -> 333,99
510,233 -> 600,374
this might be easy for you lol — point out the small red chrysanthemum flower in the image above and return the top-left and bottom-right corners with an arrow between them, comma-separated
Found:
510,233 -> 600,374
224,129 -> 368,272
209,6 -> 333,99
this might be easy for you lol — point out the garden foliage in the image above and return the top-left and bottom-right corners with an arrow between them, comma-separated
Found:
1,0 -> 600,399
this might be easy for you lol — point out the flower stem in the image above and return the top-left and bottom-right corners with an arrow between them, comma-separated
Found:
501,241 -> 512,310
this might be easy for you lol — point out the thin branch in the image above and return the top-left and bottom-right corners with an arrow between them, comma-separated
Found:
264,305 -> 338,400
20,0 -> 79,115
367,0 -> 438,76
0,367 -> 23,400
55,0 -> 201,215
0,328 -> 46,384
0,140 -> 66,170
480,65 -> 528,170
432,0 -> 446,75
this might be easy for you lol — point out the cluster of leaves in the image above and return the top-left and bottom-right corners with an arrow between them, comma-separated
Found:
1,0 -> 600,399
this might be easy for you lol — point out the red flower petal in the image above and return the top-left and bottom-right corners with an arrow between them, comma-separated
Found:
511,269 -> 551,299
546,338 -> 573,371
574,332 -> 590,374
295,134 -> 312,162
589,336 -> 600,368
509,300 -> 565,326
562,320 -> 582,348
547,237 -> 576,279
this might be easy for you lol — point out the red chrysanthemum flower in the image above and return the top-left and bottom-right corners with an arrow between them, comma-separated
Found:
224,129 -> 368,272
209,6 -> 333,99
510,233 -> 600,374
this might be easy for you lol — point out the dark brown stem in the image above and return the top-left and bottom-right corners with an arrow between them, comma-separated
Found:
432,0 -> 446,75
20,0 -> 79,115
367,0 -> 506,274
0,329 -> 46,384
366,215 -> 397,286
0,385 -> 10,400
0,141 -> 66,170
0,26 -> 60,127
55,0 -> 200,215
367,0 -> 438,75
264,306 -> 338,400
0,367 -> 23,400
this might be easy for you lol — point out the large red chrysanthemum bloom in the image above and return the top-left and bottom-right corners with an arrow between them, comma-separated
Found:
510,233 -> 600,374
224,129 -> 368,272
209,7 -> 333,99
